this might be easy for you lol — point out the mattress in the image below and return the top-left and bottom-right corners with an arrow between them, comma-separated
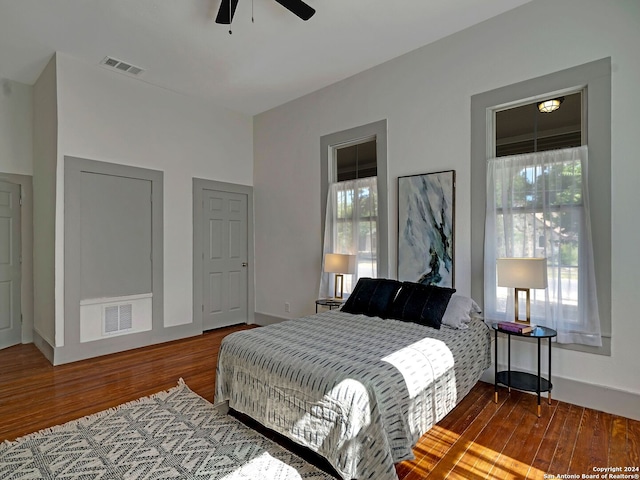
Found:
215,310 -> 491,480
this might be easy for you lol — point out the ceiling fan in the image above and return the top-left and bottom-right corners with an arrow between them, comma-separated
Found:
215,0 -> 315,24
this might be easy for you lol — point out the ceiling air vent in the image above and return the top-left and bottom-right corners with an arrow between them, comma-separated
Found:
100,56 -> 144,76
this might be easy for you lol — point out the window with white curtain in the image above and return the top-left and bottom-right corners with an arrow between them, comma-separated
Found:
485,146 -> 601,346
471,58 -> 611,354
319,140 -> 378,298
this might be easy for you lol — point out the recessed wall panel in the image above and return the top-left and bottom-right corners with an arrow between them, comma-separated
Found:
0,281 -> 11,330
0,217 -> 10,265
209,219 -> 223,259
229,220 -> 240,259
228,199 -> 241,214
0,192 -> 10,207
79,172 -> 152,300
209,272 -> 223,313
209,198 -> 223,212
228,271 -> 240,311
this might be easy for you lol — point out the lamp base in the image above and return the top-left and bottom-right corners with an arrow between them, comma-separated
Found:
334,273 -> 344,299
514,287 -> 531,324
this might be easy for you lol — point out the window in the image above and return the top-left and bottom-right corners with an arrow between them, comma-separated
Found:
320,121 -> 388,298
485,145 -> 601,345
486,92 -> 603,346
329,140 -> 378,291
470,58 -> 611,354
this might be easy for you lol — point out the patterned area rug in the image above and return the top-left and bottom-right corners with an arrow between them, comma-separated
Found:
0,379 -> 334,479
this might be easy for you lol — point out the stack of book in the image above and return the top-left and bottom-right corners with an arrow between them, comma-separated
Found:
497,321 -> 533,334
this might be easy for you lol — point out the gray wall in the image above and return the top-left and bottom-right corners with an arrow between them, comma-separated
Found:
79,172 -> 152,300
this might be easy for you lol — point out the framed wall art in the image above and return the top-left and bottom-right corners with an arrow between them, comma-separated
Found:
398,170 -> 455,288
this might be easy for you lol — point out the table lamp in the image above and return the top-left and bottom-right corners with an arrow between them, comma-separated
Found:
497,257 -> 548,324
324,253 -> 357,299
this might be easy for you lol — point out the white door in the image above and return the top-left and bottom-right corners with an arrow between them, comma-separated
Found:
0,180 -> 21,349
202,189 -> 248,330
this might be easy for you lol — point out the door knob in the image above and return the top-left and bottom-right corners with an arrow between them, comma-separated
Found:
242,262 -> 248,267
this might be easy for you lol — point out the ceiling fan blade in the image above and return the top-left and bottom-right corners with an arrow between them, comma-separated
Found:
215,0 -> 239,24
273,0 -> 315,21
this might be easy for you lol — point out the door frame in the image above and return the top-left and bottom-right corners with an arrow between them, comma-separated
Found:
0,173 -> 33,345
193,178 -> 254,330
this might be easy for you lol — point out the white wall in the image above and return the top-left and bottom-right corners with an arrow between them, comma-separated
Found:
0,79 -> 32,175
253,0 -> 640,414
0,78 -> 36,345
54,53 -> 253,343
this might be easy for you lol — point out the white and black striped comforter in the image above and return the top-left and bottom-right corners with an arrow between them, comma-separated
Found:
215,310 -> 491,480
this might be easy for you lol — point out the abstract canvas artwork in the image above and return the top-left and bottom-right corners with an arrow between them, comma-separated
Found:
398,170 -> 455,288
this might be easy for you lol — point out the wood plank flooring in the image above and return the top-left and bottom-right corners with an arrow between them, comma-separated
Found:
1,325 -> 638,479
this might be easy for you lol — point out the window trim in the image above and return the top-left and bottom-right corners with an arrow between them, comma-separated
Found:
471,58 -> 611,355
321,120 -> 389,278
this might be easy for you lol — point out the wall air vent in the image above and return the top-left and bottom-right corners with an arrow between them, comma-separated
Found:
80,293 -> 152,343
100,56 -> 144,76
103,303 -> 133,334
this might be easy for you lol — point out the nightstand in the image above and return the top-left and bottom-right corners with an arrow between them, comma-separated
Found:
492,323 -> 557,417
315,298 -> 344,313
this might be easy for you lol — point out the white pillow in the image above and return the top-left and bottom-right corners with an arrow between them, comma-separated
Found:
441,295 -> 482,329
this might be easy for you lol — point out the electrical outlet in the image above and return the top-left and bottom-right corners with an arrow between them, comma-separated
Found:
285,302 -> 291,313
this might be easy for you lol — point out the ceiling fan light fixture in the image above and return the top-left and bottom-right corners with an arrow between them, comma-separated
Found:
538,96 -> 564,113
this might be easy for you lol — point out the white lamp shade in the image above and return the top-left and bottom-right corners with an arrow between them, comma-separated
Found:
497,258 -> 548,289
324,253 -> 357,274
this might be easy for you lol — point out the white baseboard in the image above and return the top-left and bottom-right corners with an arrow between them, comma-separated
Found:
481,369 -> 640,421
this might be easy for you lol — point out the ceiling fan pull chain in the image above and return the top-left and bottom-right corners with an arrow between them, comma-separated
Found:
252,0 -> 255,23
228,0 -> 232,34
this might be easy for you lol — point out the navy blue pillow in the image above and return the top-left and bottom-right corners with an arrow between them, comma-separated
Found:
388,282 -> 456,329
341,277 -> 402,318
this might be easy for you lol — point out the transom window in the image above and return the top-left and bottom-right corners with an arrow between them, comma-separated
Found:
496,92 -> 583,157
335,139 -> 377,180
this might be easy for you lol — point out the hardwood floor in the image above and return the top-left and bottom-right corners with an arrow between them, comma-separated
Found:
1,325 -> 637,479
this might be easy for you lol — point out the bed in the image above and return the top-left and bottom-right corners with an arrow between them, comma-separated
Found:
215,280 -> 491,480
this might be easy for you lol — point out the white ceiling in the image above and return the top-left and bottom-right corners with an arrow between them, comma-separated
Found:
0,0 -> 531,115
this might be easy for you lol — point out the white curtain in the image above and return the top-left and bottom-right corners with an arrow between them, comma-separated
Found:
484,146 -> 601,346
319,178 -> 378,298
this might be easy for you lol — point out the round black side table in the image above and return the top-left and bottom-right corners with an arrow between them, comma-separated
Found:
315,298 -> 344,313
492,323 -> 557,417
